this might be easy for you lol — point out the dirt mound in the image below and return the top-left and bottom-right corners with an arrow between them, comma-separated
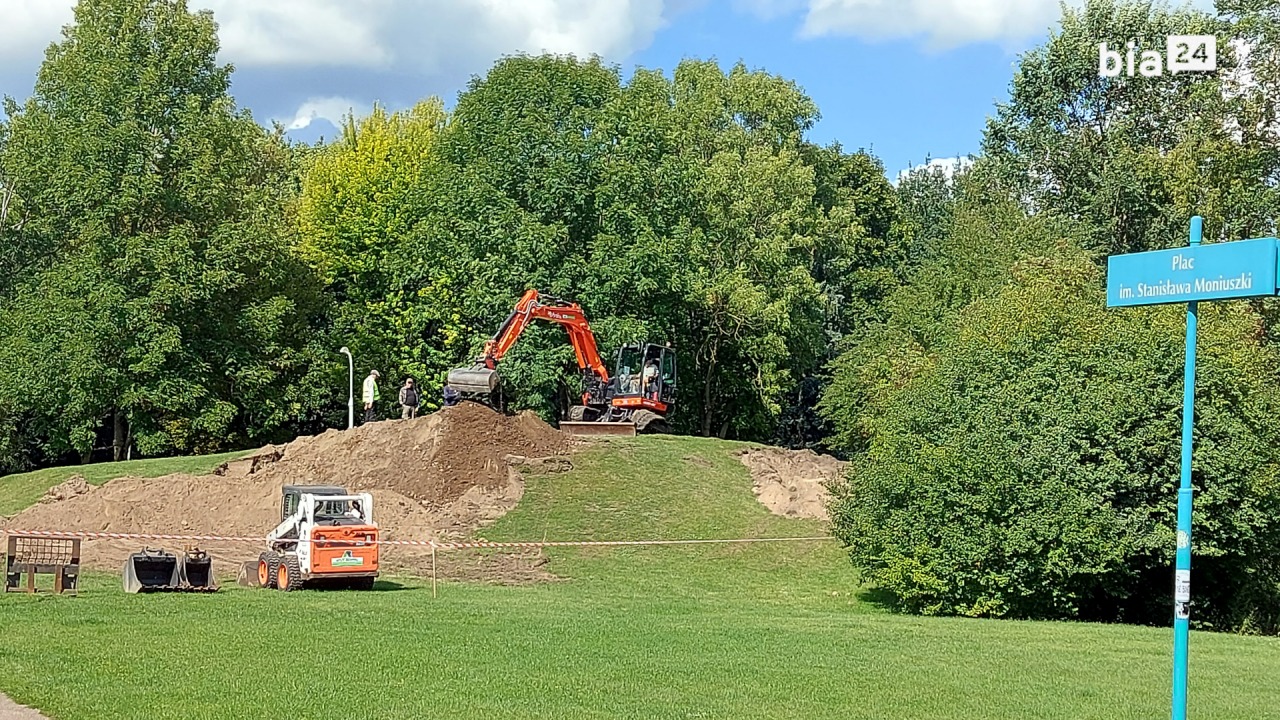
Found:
3,403 -> 571,584
38,476 -> 92,503
255,402 -> 567,505
739,447 -> 846,521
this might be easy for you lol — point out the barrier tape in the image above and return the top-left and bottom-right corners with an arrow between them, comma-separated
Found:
4,529 -> 833,551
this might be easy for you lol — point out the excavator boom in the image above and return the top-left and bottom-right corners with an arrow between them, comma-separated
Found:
447,289 -> 610,396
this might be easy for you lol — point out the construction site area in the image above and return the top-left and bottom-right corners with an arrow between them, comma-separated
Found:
2,402 -> 839,588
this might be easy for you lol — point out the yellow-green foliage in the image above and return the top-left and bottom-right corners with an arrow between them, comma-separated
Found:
297,99 -> 447,285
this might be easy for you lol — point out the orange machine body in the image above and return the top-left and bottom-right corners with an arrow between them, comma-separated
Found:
309,525 -> 379,575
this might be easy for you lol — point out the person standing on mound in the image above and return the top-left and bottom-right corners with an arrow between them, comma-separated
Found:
399,377 -> 420,419
362,369 -> 381,423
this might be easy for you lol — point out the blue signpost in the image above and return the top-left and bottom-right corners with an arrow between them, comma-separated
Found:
1106,218 -> 1280,720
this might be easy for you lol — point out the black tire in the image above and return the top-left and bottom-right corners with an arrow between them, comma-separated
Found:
632,409 -> 665,433
349,576 -> 376,591
258,551 -> 279,589
567,405 -> 588,422
277,554 -> 303,592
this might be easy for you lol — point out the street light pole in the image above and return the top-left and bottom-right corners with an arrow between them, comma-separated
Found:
339,347 -> 354,430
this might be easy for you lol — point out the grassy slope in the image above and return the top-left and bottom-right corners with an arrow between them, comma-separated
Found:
0,437 -> 1277,719
0,450 -> 248,517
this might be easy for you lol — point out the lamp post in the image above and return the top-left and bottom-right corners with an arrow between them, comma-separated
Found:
339,347 -> 354,429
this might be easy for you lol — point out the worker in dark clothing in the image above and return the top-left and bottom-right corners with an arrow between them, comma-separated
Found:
442,381 -> 461,407
399,377 -> 420,419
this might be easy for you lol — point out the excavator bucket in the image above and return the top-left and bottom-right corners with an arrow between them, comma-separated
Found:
447,365 -> 500,395
122,548 -> 179,593
176,547 -> 218,592
559,421 -> 637,438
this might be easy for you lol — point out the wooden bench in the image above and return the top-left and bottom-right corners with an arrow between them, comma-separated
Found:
4,534 -> 80,595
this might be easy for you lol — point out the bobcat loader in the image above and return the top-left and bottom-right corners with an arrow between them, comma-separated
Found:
257,485 -> 379,591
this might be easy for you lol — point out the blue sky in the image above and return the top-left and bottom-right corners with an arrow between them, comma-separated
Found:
628,2 -> 1022,175
0,0 -> 1215,179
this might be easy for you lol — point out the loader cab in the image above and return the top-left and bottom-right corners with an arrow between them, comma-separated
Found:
281,485 -> 353,522
612,343 -> 676,408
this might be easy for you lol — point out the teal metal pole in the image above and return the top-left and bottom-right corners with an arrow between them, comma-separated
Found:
1172,216 -> 1201,720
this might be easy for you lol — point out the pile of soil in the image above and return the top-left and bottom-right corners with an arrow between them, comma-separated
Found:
2,403 -> 571,584
739,447 -> 846,522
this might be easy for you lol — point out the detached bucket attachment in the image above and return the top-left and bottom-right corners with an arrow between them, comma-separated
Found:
123,548 -> 179,593
559,421 -> 637,438
176,547 -> 218,592
447,365 -> 500,395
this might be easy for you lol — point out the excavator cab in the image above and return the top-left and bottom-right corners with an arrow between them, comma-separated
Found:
612,343 -> 676,406
574,342 -> 675,435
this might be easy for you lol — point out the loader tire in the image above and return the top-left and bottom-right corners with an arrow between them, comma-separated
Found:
349,576 -> 375,591
277,554 -> 303,592
258,551 -> 280,589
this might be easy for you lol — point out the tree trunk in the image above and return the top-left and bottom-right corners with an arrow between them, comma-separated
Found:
112,409 -> 127,462
701,361 -> 717,437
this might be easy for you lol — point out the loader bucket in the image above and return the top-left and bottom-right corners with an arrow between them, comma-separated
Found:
123,548 -> 179,593
176,547 -> 218,591
447,366 -> 500,395
559,421 -> 637,438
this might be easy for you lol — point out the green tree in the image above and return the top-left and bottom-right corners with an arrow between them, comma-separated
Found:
828,243 -> 1280,630
0,0 -> 324,467
396,56 -> 901,439
295,100 -> 454,411
980,0 -> 1271,255
820,168 -> 1063,453
894,157 -> 965,270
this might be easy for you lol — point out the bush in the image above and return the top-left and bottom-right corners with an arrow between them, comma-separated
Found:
827,246 -> 1280,631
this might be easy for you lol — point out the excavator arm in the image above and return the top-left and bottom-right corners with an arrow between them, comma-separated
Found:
448,289 -> 611,395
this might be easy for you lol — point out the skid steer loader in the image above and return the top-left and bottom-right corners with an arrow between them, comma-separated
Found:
257,485 -> 379,591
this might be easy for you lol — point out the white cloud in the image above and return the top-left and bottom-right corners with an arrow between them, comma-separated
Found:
0,0 -> 667,131
200,1 -> 391,69
895,156 -> 974,185
792,0 -> 1216,50
0,0 -> 665,73
0,2 -> 74,64
286,97 -> 370,130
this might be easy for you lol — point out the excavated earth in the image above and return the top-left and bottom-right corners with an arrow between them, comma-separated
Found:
738,446 -> 846,522
2,403 -> 572,585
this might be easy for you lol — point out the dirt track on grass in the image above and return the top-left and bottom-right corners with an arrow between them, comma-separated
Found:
0,694 -> 47,720
739,446 -> 845,522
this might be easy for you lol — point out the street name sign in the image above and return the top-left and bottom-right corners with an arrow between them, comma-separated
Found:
1107,220 -> 1280,720
1107,236 -> 1278,307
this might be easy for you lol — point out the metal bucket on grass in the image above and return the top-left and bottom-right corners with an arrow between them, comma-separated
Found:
123,548 -> 179,593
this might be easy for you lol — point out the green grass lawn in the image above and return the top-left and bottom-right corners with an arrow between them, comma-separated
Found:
0,450 -> 249,517
1,436 -> 1278,719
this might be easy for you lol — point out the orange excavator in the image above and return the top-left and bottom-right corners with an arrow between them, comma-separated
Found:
446,289 -> 676,436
